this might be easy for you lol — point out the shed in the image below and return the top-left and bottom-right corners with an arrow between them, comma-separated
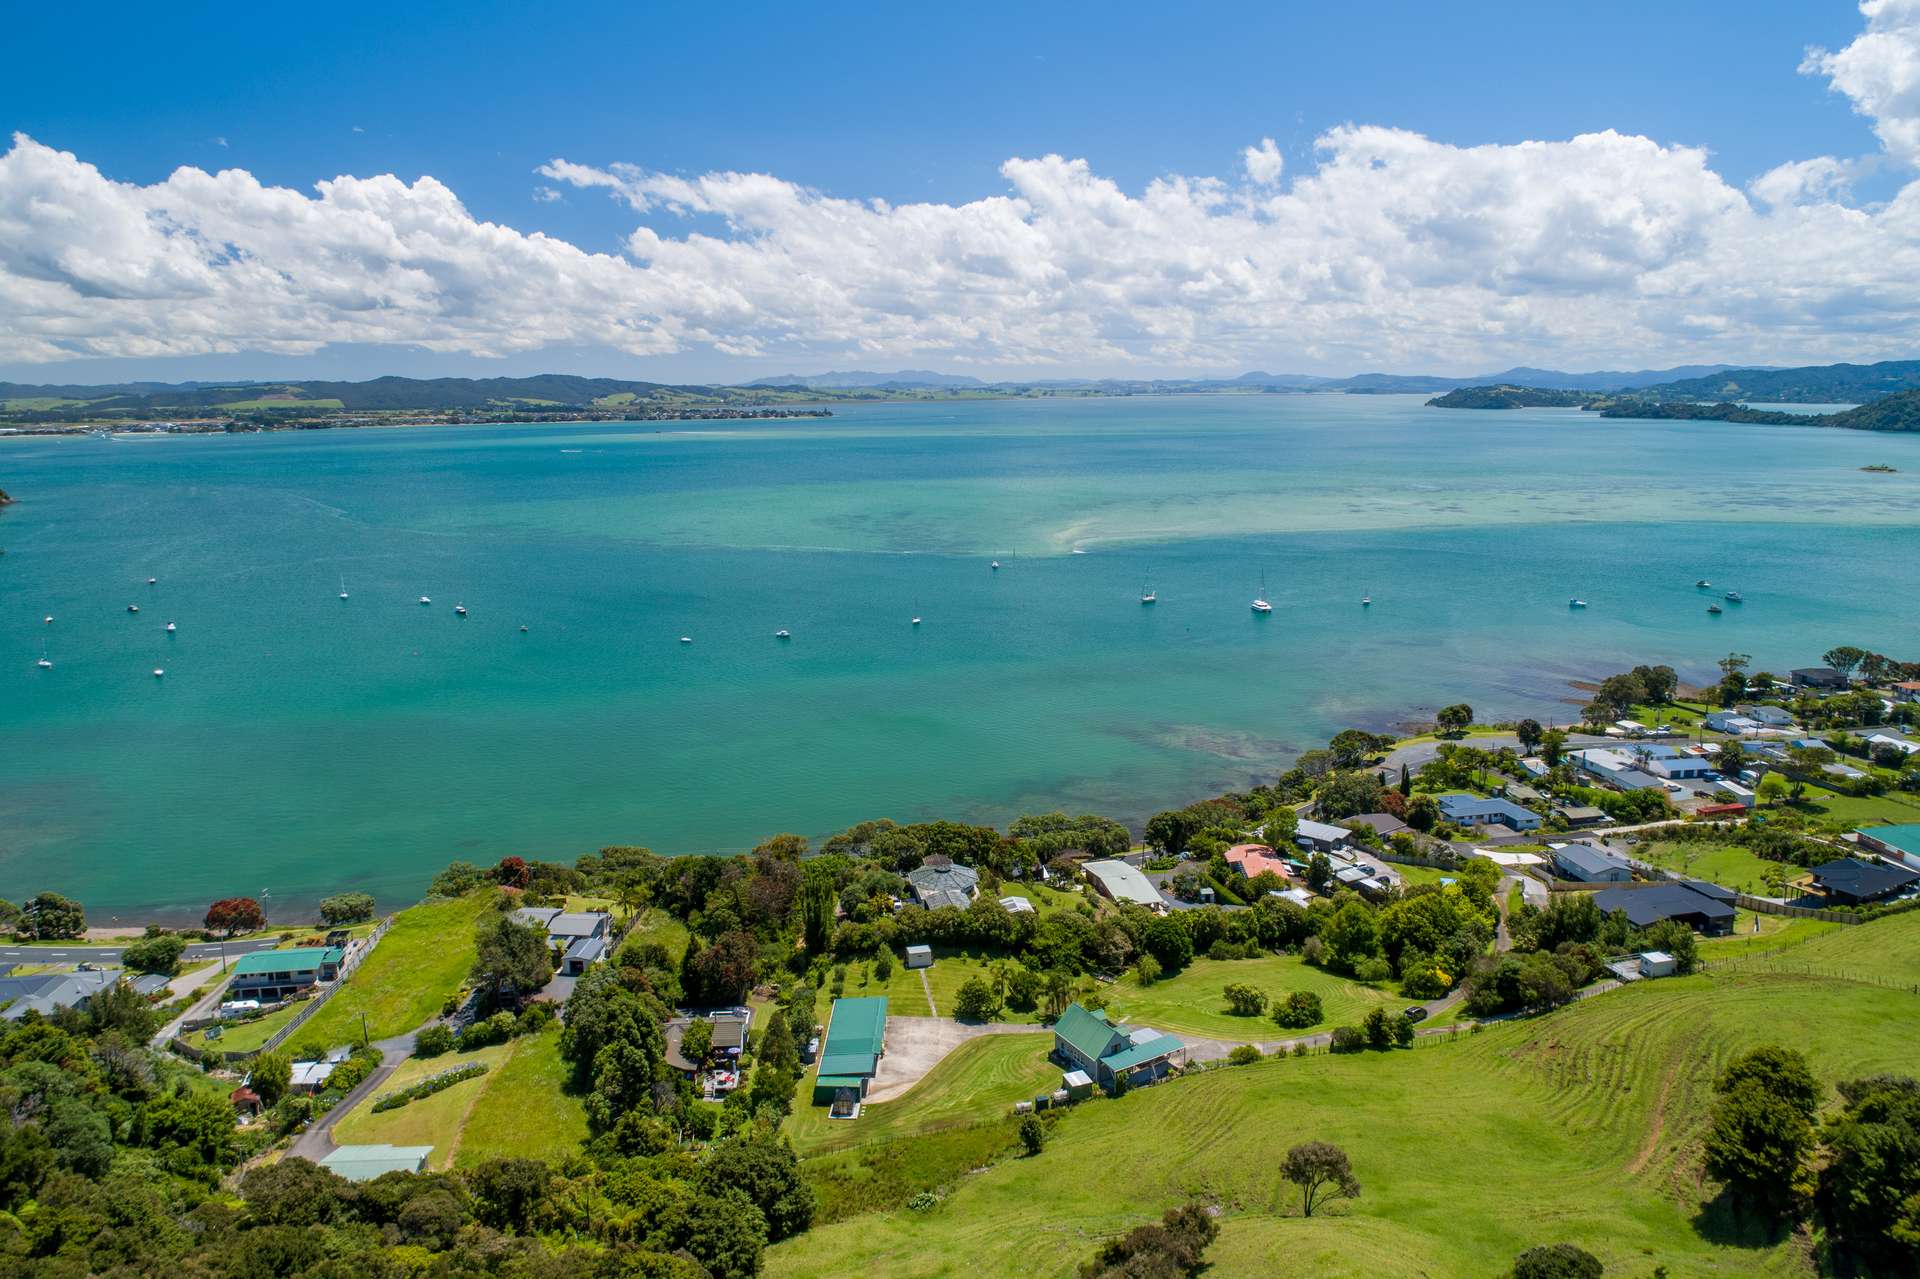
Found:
1062,1068 -> 1093,1100
1082,859 -> 1163,908
319,1144 -> 433,1181
904,944 -> 933,969
811,996 -> 888,1106
1638,951 -> 1677,978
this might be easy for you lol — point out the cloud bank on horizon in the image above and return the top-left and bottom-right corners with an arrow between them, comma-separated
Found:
5,2 -> 1920,376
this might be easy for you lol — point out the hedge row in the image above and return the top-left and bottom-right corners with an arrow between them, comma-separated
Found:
370,1063 -> 488,1113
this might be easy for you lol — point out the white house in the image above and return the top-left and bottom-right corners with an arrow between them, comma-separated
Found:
1569,748 -> 1665,791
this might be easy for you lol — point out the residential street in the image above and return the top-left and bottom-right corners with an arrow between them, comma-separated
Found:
0,937 -> 282,966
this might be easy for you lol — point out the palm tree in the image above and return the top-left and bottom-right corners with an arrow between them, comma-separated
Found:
1043,970 -> 1075,1020
613,875 -> 647,926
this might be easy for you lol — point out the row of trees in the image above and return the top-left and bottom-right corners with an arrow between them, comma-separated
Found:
1705,1046 -> 1919,1273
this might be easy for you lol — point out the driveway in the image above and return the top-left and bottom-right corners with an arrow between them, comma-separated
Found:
864,1015 -> 1049,1103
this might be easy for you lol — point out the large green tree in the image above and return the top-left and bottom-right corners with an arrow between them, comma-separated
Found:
1704,1045 -> 1820,1220
470,915 -> 554,1003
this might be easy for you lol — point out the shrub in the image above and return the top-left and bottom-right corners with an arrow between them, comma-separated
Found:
1300,936 -> 1326,967
414,1025 -> 455,1058
1018,1114 -> 1046,1156
1133,954 -> 1163,986
1392,1015 -> 1415,1048
1290,1042 -> 1309,1058
459,1010 -> 517,1049
318,892 -> 376,926
874,948 -> 895,982
122,932 -> 186,976
1362,1007 -> 1394,1050
1271,990 -> 1323,1030
1352,955 -> 1393,983
907,1191 -> 939,1211
371,1063 -> 489,1113
1227,1045 -> 1262,1066
953,975 -> 1002,1021
1511,1243 -> 1603,1279
1329,1025 -> 1366,1053
1222,983 -> 1267,1017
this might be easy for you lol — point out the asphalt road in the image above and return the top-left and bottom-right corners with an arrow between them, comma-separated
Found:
0,937 -> 283,965
1378,732 -> 1614,774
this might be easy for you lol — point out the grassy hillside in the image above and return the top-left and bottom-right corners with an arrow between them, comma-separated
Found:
287,890 -> 495,1051
1097,954 -> 1392,1041
767,913 -> 1920,1279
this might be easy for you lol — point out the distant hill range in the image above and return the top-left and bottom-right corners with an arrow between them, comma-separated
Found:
743,363 -> 1746,395
1426,360 -> 1920,432
1629,359 -> 1920,404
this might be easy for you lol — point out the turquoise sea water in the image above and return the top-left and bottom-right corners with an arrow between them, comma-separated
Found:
4,394 -> 1918,918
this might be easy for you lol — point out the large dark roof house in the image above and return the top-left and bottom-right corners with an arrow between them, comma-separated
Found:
906,856 -> 980,910
1591,882 -> 1736,935
1791,667 -> 1851,691
1810,857 -> 1920,905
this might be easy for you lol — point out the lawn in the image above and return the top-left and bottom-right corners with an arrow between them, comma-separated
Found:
1389,862 -> 1455,888
839,951 -> 1048,1024
767,912 -> 1920,1279
186,999 -> 308,1054
1699,912 -> 1840,964
1096,954 -> 1392,1042
284,890 -> 495,1052
1789,785 -> 1920,830
784,1032 -> 1057,1157
332,1041 -> 516,1166
329,1028 -> 586,1170
620,907 -> 690,963
452,1028 -> 587,1168
1635,840 -> 1781,894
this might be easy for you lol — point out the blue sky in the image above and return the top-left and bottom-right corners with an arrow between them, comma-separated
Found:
5,1 -> 1919,382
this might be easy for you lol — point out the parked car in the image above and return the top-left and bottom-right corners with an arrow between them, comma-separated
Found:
1403,1006 -> 1429,1023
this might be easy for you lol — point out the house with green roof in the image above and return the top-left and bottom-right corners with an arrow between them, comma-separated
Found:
1051,1001 -> 1185,1092
1857,824 -> 1920,872
318,1143 -> 432,1181
228,945 -> 344,1002
812,995 -> 888,1111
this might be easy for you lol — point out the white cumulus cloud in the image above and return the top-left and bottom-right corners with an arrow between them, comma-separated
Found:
4,5 -> 1920,374
1804,0 -> 1920,168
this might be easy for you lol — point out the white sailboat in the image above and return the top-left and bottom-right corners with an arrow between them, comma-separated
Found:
454,604 -> 468,617
419,595 -> 431,606
339,577 -> 349,600
911,597 -> 922,626
1251,570 -> 1272,614
1141,579 -> 1156,604
165,621 -> 177,633
775,629 -> 791,639
36,641 -> 51,669
991,559 -> 1000,571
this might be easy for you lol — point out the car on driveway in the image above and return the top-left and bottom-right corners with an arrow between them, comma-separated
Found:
1403,1005 -> 1429,1022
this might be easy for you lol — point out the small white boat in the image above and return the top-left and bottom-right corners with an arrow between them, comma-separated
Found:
519,625 -> 528,633
991,560 -> 1000,571
454,604 -> 467,616
680,636 -> 693,644
339,577 -> 349,600
1251,569 -> 1272,614
147,577 -> 156,585
43,615 -> 52,625
1251,598 -> 1272,613
912,598 -> 922,626
1696,579 -> 1711,588
1707,604 -> 1724,614
1725,590 -> 1743,602
37,657 -> 52,669
1361,595 -> 1372,606
419,595 -> 431,606
152,668 -> 165,678
1568,598 -> 1587,608
127,603 -> 139,613
165,621 -> 176,633
911,615 -> 922,626
1141,591 -> 1156,605
775,629 -> 791,639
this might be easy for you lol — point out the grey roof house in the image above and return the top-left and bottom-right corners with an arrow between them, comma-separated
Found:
1551,843 -> 1635,883
1438,794 -> 1543,831
1590,882 -> 1736,934
0,969 -> 169,1022
907,856 -> 980,910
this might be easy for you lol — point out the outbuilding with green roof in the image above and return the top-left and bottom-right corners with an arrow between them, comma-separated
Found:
811,995 -> 888,1109
1857,824 -> 1920,871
